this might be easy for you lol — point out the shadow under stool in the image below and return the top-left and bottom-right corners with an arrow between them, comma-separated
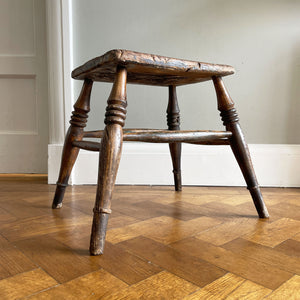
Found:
52,49 -> 269,255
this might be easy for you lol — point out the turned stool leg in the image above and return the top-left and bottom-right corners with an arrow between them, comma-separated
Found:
167,86 -> 182,191
212,76 -> 269,218
52,79 -> 93,208
90,67 -> 127,255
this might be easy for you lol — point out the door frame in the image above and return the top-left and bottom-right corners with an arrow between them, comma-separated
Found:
46,0 -> 73,146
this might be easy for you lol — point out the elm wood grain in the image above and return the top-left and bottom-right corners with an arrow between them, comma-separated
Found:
242,217 -> 300,247
223,238 -> 300,274
1,209 -> 91,242
52,79 -> 93,209
1,180 -> 300,298
0,235 -> 36,280
102,271 -> 199,300
119,236 -> 227,287
106,216 -> 174,244
0,269 -> 58,300
105,216 -> 221,246
0,207 -> 16,225
49,215 -> 137,248
212,76 -> 269,219
144,216 -> 222,245
92,242 -> 162,285
14,236 -> 99,283
90,67 -> 127,255
224,280 -> 272,299
170,199 -> 255,222
49,223 -> 162,285
170,237 -> 293,290
293,233 -> 300,243
267,275 -> 300,299
195,218 -> 260,246
167,85 -> 182,191
184,273 -> 245,299
72,49 -> 235,86
113,198 -> 203,221
186,278 -> 271,300
0,198 -> 50,219
274,239 -> 300,258
27,269 -> 128,300
268,202 -> 300,220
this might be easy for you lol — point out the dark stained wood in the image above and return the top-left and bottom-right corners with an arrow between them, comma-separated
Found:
74,131 -> 231,151
123,129 -> 231,143
167,86 -> 182,191
52,79 -> 93,209
72,140 -> 101,151
212,76 -> 269,218
52,50 -> 269,258
72,49 -> 235,86
83,128 -> 231,143
84,128 -> 161,138
90,67 -> 127,255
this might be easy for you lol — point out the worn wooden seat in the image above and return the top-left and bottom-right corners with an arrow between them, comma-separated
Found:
52,49 -> 269,256
72,49 -> 235,86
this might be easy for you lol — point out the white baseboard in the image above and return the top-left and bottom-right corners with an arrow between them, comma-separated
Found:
48,143 -> 300,187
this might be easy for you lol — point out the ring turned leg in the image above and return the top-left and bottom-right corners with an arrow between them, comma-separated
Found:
212,76 -> 269,218
167,86 -> 182,191
52,79 -> 93,208
90,67 -> 127,255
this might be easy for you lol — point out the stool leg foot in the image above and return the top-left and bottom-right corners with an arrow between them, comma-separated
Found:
169,143 -> 182,191
52,79 -> 93,209
90,212 -> 109,255
167,86 -> 182,191
52,183 -> 67,208
248,186 -> 269,218
90,67 -> 127,255
213,76 -> 269,218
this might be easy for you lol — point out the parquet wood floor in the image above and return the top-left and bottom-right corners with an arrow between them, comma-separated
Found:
0,175 -> 299,299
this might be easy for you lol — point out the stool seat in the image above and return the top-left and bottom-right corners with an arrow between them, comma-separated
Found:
72,49 -> 235,86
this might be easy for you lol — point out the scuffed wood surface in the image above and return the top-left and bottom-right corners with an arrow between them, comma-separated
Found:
72,49 -> 235,86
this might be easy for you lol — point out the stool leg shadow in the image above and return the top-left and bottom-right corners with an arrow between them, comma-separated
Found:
52,79 -> 93,209
213,76 -> 269,218
167,86 -> 182,191
90,67 -> 127,255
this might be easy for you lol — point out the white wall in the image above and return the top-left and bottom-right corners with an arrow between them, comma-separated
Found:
47,0 -> 300,187
72,0 -> 300,144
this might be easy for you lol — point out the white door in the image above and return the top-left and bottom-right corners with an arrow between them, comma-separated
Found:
0,0 -> 48,173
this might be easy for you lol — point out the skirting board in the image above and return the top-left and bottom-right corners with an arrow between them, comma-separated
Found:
48,143 -> 300,187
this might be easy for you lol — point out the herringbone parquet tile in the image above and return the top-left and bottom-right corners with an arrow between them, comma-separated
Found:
0,175 -> 299,299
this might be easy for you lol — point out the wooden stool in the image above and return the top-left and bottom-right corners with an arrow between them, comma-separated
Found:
52,50 -> 269,255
